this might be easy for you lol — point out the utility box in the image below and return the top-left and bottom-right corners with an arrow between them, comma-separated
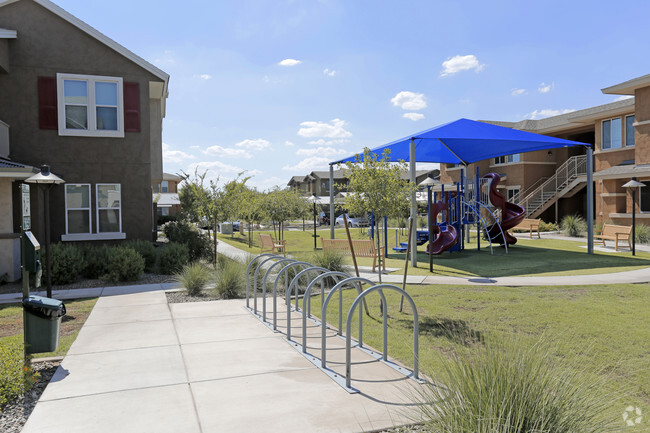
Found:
23,231 -> 40,273
220,222 -> 233,235
23,296 -> 66,354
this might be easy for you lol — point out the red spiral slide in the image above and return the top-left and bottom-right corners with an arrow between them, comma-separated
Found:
483,173 -> 525,246
426,201 -> 458,255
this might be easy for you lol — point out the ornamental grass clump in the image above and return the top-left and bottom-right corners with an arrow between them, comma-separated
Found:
415,335 -> 622,433
560,214 -> 587,237
634,223 -> 650,244
309,249 -> 347,274
213,258 -> 246,299
176,262 -> 213,296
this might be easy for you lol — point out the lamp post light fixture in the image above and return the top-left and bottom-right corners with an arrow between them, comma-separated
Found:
308,193 -> 319,250
418,176 -> 441,273
622,177 -> 645,256
26,165 -> 65,298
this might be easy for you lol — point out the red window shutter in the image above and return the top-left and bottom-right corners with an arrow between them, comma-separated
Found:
38,76 -> 58,130
123,82 -> 140,133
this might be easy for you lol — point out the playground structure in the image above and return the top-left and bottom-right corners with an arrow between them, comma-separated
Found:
387,168 -> 524,257
245,253 -> 423,393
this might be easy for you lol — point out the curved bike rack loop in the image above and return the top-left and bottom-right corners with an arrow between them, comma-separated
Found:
285,266 -> 329,342
345,284 -> 422,392
300,271 -> 351,353
270,261 -> 312,330
260,258 -> 296,325
246,253 -> 281,309
321,277 -> 376,369
251,255 -> 284,315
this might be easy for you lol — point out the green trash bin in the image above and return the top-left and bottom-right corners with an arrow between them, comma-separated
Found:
23,296 -> 66,354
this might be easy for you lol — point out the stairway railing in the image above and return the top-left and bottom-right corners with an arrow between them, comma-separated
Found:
518,155 -> 587,217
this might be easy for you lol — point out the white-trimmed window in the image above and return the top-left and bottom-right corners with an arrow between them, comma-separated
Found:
56,73 -> 124,138
65,184 -> 91,234
494,154 -> 520,165
602,117 -> 622,150
96,184 -> 122,233
161,181 -> 169,193
507,187 -> 520,202
625,115 -> 635,147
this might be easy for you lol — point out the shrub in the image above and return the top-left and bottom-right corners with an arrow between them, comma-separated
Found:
124,240 -> 157,272
103,247 -> 145,282
539,220 -> 559,232
158,242 -> 189,275
157,214 -> 177,226
162,220 -> 212,262
0,336 -> 38,409
176,262 -> 213,296
560,214 -> 587,237
81,245 -> 109,279
415,335 -> 620,433
44,243 -> 84,285
213,258 -> 246,299
634,223 -> 650,244
309,249 -> 348,273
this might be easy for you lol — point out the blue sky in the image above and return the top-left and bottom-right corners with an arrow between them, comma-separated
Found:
56,0 -> 649,189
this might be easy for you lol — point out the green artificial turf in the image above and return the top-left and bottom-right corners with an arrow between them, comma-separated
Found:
218,228 -> 650,278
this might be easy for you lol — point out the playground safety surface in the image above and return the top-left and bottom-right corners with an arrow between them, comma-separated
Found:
22,289 -> 428,433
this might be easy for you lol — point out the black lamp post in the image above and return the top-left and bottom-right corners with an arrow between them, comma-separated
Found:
26,165 -> 65,298
309,193 -> 318,250
622,177 -> 645,256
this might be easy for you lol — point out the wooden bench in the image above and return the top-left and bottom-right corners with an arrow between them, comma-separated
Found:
511,218 -> 541,239
594,224 -> 632,251
321,238 -> 385,272
259,233 -> 286,255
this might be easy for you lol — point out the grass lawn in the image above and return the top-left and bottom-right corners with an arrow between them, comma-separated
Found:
0,297 -> 98,358
218,228 -> 650,277
307,283 -> 650,420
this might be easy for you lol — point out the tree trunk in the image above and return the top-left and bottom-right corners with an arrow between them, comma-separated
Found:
213,217 -> 218,268
376,217 -> 382,284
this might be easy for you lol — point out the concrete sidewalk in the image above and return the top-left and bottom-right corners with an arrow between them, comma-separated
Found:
22,291 -> 426,433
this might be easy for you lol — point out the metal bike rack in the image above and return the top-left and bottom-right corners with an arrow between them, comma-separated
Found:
344,284 -> 423,392
285,266 -> 329,342
300,271 -> 351,353
248,254 -> 285,316
269,261 -> 312,330
260,258 -> 296,327
245,253 -> 281,310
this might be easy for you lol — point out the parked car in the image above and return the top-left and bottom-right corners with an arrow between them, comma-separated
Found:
334,214 -> 369,227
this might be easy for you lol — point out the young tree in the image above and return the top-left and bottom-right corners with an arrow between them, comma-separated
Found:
263,188 -> 310,241
343,148 -> 415,282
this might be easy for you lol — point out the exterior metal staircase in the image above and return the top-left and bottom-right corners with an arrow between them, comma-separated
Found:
516,155 -> 588,218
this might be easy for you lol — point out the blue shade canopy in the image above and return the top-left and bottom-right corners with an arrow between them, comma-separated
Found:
331,118 -> 589,165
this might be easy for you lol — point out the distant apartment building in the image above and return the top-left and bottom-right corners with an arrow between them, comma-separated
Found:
439,74 -> 650,226
288,169 -> 439,197
153,172 -> 182,218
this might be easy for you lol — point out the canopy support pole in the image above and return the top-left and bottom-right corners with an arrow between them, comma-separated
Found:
586,145 -> 594,254
410,138 -> 418,267
329,164 -> 335,239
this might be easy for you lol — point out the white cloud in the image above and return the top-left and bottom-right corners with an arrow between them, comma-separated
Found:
511,88 -> 527,96
440,54 -> 485,77
235,138 -> 271,151
199,74 -> 212,80
296,147 -> 348,157
614,95 -> 634,101
391,91 -> 427,111
203,145 -> 252,159
323,68 -> 337,77
279,58 -> 301,66
189,160 -> 243,175
307,138 -> 349,146
249,176 -> 287,190
285,140 -> 296,146
162,143 -> 195,164
282,156 -> 331,172
298,119 -> 352,138
402,112 -> 425,121
190,145 -> 200,149
525,108 -> 575,120
538,82 -> 553,93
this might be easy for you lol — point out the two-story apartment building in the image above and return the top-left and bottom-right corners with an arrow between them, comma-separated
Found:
440,74 -> 649,226
0,0 -> 169,279
153,172 -> 182,218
